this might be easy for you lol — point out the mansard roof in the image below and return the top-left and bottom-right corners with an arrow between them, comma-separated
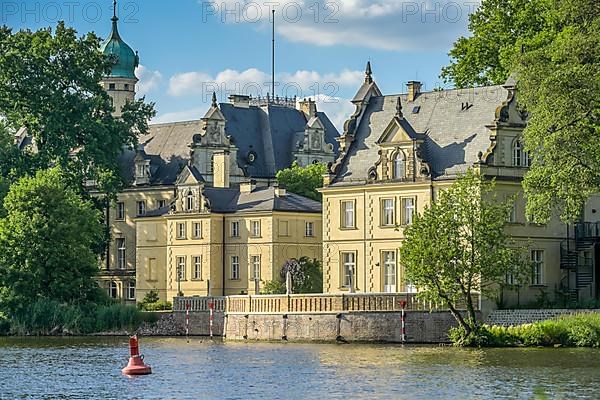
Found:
332,84 -> 510,185
140,186 -> 322,217
117,102 -> 340,185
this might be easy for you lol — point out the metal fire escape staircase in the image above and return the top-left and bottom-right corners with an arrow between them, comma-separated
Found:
560,222 -> 599,302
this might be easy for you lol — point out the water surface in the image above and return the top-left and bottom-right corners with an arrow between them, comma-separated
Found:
0,337 -> 598,399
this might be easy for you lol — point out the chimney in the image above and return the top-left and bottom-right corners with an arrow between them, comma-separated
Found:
240,179 -> 256,194
322,172 -> 334,187
213,150 -> 230,188
274,183 -> 286,197
298,98 -> 317,117
228,94 -> 250,108
407,81 -> 422,102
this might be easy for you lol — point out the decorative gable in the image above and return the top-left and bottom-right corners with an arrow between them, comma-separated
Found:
174,165 -> 208,214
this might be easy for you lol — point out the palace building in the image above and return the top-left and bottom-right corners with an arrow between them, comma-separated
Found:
97,7 -> 338,303
320,63 -> 600,306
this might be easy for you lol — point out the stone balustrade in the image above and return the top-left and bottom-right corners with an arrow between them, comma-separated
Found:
173,296 -> 226,312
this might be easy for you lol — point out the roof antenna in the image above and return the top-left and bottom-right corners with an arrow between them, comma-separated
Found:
271,9 -> 275,103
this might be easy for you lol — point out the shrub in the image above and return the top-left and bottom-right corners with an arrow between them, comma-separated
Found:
261,280 -> 286,294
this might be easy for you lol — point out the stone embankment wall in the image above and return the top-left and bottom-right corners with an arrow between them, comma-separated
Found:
485,309 -> 600,326
224,311 -> 478,343
137,311 -> 225,336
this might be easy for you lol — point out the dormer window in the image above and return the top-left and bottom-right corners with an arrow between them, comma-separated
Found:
186,191 -> 194,211
393,152 -> 405,180
512,138 -> 531,167
136,164 -> 145,178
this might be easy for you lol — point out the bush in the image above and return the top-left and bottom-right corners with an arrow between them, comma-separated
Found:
451,313 -> 600,348
5,299 -> 154,335
140,301 -> 172,311
261,280 -> 286,294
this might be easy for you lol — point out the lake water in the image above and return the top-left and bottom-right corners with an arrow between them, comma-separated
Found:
0,337 -> 599,399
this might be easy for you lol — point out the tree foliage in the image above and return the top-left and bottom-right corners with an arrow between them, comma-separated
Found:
276,162 -> 327,202
399,169 -> 527,339
280,257 -> 323,294
0,168 -> 104,314
516,1 -> 600,222
0,22 -> 155,194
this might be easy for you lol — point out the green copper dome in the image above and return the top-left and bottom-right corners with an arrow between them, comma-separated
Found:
99,15 -> 138,79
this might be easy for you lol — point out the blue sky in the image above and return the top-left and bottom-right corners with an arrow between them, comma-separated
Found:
5,0 -> 479,129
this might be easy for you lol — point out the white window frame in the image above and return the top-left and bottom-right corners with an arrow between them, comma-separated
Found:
231,256 -> 240,280
109,281 -> 118,298
231,221 -> 240,237
136,164 -> 145,178
193,256 -> 202,280
381,198 -> 395,226
177,222 -> 186,239
136,201 -> 145,216
531,250 -> 544,285
341,252 -> 356,288
186,191 -> 194,211
116,238 -> 126,269
305,221 -> 314,237
341,200 -> 355,229
177,256 -> 186,281
393,152 -> 405,180
382,251 -> 397,293
193,222 -> 202,239
512,138 -> 532,167
251,220 -> 261,237
250,255 -> 261,280
116,202 -> 125,221
402,197 -> 415,226
126,281 -> 135,300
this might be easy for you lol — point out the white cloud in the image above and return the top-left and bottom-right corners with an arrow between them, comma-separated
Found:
203,0 -> 481,51
313,94 -> 355,132
168,67 -> 363,99
151,106 -> 208,124
135,65 -> 162,96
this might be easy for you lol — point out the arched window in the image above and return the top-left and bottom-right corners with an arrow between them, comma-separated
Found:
512,138 -> 531,167
109,281 -> 118,299
393,152 -> 405,180
186,191 -> 194,211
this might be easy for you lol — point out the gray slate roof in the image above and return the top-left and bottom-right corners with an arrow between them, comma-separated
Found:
142,186 -> 321,217
118,104 -> 339,185
334,85 -> 508,185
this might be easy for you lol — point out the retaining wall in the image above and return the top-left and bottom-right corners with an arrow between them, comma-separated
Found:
137,311 -> 225,336
224,311 -> 479,343
485,309 -> 600,326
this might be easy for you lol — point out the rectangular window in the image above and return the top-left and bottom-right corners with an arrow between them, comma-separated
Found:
177,222 -> 186,239
136,164 -> 145,178
116,202 -> 125,221
193,256 -> 202,280
136,201 -> 146,216
126,281 -> 135,300
341,200 -> 355,228
531,250 -> 544,285
231,221 -> 240,237
148,258 -> 157,281
402,198 -> 415,225
177,256 -> 186,281
193,222 -> 202,239
508,202 -> 517,223
341,252 -> 356,288
116,238 -> 126,269
381,198 -> 395,226
108,83 -> 115,90
251,220 -> 261,237
305,221 -> 314,237
231,256 -> 240,280
250,255 -> 261,280
382,251 -> 397,292
279,221 -> 289,236
505,273 -> 516,285
158,200 -> 167,209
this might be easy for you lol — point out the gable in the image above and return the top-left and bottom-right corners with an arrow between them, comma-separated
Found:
377,117 -> 419,145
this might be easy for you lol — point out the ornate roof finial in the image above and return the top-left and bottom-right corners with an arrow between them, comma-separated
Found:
396,96 -> 403,118
365,61 -> 373,84
112,0 -> 118,22
211,92 -> 218,108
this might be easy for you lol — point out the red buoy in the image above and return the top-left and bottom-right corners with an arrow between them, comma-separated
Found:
122,335 -> 152,375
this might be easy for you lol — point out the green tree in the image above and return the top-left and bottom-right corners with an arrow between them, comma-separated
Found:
280,257 -> 323,294
399,169 -> 527,341
0,22 -> 155,194
276,162 -> 327,201
440,0 -> 551,87
0,168 -> 103,314
516,1 -> 600,222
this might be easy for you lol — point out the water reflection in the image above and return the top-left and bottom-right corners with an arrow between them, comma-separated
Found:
0,338 -> 599,399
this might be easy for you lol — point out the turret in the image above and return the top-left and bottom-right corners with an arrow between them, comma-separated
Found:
100,0 -> 138,117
